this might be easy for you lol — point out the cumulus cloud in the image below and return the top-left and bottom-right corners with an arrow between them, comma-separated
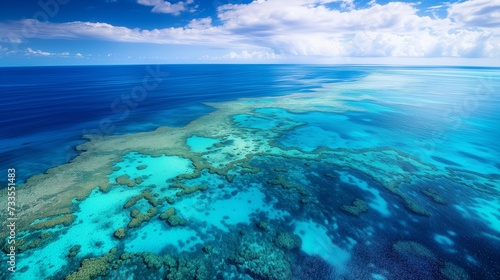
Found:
215,0 -> 498,57
137,0 -> 196,16
0,0 -> 498,59
448,0 -> 500,28
186,17 -> 213,29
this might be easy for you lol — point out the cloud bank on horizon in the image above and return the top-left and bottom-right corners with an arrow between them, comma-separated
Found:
0,0 -> 499,65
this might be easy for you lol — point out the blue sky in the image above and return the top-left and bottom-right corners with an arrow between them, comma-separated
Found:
0,0 -> 499,66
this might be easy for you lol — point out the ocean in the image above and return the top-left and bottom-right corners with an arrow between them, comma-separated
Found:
0,65 -> 499,279
0,65 -> 365,183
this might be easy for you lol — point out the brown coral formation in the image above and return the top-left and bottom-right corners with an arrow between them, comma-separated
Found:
402,197 -> 431,216
167,215 -> 187,227
341,199 -> 369,216
123,189 -> 160,209
130,209 -> 140,218
274,232 -> 302,251
169,183 -> 207,197
422,188 -> 447,205
121,252 -> 209,280
115,174 -> 136,187
68,245 -> 81,258
127,208 -> 157,228
65,248 -> 118,280
159,207 -> 176,220
158,206 -> 188,227
136,164 -> 148,170
30,214 -> 76,230
230,244 -> 292,280
267,177 -> 308,196
256,221 -> 269,231
113,228 -> 126,239
3,231 -> 54,254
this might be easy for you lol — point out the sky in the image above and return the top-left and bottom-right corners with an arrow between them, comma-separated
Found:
0,0 -> 499,66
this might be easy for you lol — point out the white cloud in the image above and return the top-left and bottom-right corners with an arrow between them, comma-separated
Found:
215,0 -> 498,57
137,0 -> 195,16
0,0 -> 498,60
223,50 -> 282,59
448,0 -> 500,28
186,17 -> 213,29
26,47 -> 52,56
0,19 -> 240,47
24,47 -> 84,58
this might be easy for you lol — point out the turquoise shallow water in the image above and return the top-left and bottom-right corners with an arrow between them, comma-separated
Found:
2,66 -> 500,280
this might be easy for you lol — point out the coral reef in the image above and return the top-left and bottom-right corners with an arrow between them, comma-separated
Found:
170,183 -> 207,197
202,245 -> 212,254
230,244 -> 292,280
4,87 -> 497,245
300,198 -> 309,204
422,188 -> 447,205
402,197 -> 431,216
10,238 -> 28,253
273,168 -> 288,173
256,221 -> 269,231
267,177 -> 308,196
113,228 -> 126,239
134,177 -> 144,185
115,174 -> 136,187
3,78 -> 498,279
65,248 -> 118,280
130,209 -> 140,218
136,164 -> 148,170
40,232 -> 52,239
167,215 -> 187,227
159,207 -> 176,220
166,258 -> 208,280
127,208 -> 157,228
393,241 -> 436,260
30,214 -> 76,230
158,207 -> 186,226
142,253 -> 165,270
68,245 -> 81,258
274,232 -> 302,251
165,196 -> 175,204
123,193 -> 144,209
7,231 -> 54,254
117,251 -> 210,280
440,262 -> 470,280
341,199 -> 369,216
123,189 -> 160,209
